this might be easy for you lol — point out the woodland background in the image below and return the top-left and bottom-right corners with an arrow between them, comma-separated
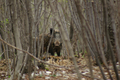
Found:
0,0 -> 120,80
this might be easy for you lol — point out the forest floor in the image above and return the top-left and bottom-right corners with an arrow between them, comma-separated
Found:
23,55 -> 120,80
0,54 -> 119,80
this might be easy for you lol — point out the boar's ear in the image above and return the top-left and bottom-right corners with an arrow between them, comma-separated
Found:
50,28 -> 54,35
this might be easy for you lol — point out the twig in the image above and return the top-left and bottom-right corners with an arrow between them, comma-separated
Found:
0,37 -> 101,79
0,37 -> 69,68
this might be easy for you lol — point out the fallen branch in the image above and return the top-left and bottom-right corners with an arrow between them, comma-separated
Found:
0,37 -> 100,80
0,37 -> 66,68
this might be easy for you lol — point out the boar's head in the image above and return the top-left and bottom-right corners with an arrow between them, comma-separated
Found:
50,28 -> 62,47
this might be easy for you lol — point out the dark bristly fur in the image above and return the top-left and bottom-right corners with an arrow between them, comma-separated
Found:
34,28 -> 62,57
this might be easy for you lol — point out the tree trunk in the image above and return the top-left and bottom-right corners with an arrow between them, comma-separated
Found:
25,0 -> 34,79
9,0 -> 24,79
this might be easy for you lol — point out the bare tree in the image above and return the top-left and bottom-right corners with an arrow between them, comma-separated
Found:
8,0 -> 24,79
0,0 -> 120,80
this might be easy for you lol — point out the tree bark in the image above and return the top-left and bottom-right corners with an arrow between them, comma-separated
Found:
25,0 -> 34,79
9,0 -> 24,79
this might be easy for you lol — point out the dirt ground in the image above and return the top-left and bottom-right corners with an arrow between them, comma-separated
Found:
0,55 -> 119,80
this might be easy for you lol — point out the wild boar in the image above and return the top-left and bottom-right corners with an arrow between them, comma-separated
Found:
34,28 -> 62,57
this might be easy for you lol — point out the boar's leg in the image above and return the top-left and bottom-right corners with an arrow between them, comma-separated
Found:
50,50 -> 54,56
56,48 -> 61,56
57,51 -> 60,56
49,47 -> 54,56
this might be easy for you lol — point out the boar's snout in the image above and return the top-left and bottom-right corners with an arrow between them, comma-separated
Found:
54,40 -> 60,46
